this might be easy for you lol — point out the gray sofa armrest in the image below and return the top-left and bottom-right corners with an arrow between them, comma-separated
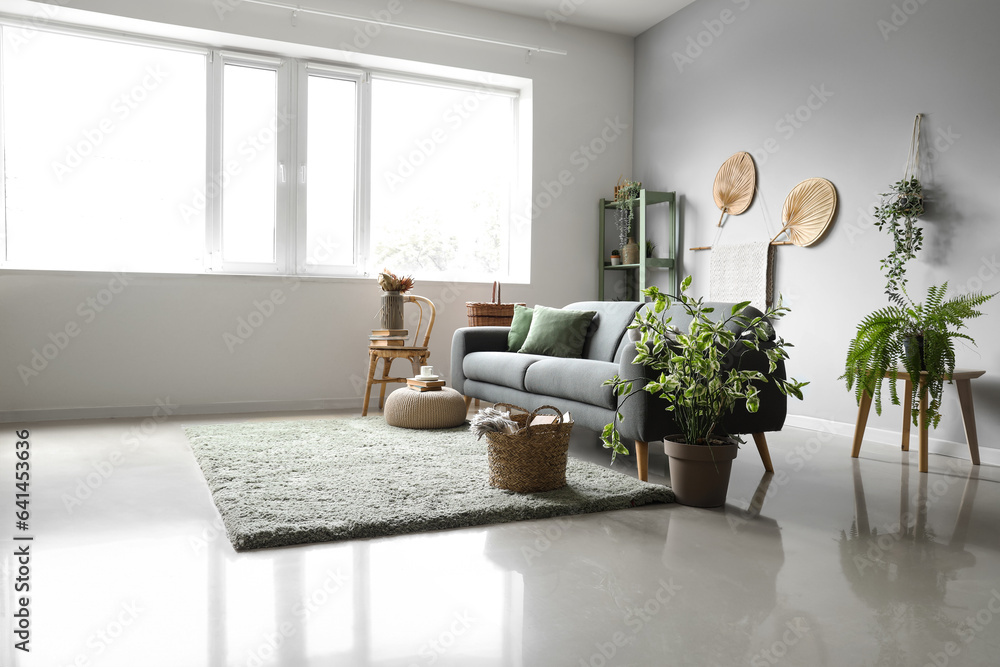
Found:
450,326 -> 511,394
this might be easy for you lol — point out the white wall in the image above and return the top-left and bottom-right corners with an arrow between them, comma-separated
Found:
634,0 -> 1000,450
0,0 -> 634,419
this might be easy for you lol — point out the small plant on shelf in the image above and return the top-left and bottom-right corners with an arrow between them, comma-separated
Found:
613,177 -> 642,251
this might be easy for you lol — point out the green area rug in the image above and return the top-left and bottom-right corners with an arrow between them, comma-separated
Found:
184,417 -> 673,550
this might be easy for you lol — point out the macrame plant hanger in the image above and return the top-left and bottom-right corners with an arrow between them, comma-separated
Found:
904,113 -> 923,183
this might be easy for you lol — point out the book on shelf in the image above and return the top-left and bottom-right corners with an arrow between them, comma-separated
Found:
407,378 -> 445,389
371,329 -> 408,337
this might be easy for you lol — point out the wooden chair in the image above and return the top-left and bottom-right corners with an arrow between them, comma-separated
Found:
362,295 -> 436,416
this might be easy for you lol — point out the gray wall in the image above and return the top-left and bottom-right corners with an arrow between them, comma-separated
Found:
635,0 -> 1000,451
0,0 -> 633,419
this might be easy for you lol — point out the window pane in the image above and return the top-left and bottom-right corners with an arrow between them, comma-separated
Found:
222,64 -> 277,263
370,79 -> 515,280
305,75 -> 356,267
1,30 -> 206,272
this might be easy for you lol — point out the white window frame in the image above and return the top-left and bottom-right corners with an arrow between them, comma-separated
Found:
365,71 -> 522,282
0,18 -> 527,282
294,62 -> 367,277
207,50 -> 293,275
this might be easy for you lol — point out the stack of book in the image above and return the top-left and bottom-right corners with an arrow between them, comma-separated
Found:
407,378 -> 446,392
370,329 -> 408,347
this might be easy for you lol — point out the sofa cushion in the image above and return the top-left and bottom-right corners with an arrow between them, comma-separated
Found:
518,305 -> 596,358
523,358 -> 618,410
566,301 -> 643,362
506,305 -> 533,352
464,351 -> 544,391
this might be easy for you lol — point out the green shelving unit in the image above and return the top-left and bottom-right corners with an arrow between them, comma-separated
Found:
598,189 -> 679,301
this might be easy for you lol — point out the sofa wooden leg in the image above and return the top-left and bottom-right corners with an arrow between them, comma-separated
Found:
752,432 -> 774,473
635,440 -> 649,482
463,395 -> 472,412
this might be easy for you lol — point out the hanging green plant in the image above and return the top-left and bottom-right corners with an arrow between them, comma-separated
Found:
874,177 -> 924,304
874,115 -> 925,305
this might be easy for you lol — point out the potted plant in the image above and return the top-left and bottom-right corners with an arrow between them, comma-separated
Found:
609,249 -> 621,266
376,268 -> 414,330
614,177 -> 642,265
602,276 -> 807,507
843,283 -> 994,429
873,176 -> 924,304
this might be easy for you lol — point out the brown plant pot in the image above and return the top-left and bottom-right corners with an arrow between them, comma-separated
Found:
663,437 -> 739,508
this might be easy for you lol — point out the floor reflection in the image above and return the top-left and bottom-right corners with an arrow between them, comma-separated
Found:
839,457 -> 980,665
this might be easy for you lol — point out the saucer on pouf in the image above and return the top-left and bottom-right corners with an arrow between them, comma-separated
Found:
384,386 -> 468,429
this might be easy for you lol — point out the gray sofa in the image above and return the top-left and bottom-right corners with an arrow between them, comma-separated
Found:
451,300 -> 787,481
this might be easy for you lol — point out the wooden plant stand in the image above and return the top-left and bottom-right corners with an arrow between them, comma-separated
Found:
851,369 -> 985,473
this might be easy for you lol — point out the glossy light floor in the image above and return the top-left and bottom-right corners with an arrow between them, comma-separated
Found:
4,412 -> 1000,667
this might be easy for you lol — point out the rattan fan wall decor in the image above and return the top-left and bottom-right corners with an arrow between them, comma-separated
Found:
770,177 -> 837,247
712,151 -> 756,227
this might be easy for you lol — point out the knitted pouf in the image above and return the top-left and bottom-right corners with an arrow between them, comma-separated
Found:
384,387 -> 469,429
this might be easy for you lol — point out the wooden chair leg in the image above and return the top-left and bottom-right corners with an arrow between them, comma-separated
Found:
635,440 -> 649,482
752,432 -> 774,473
464,395 -> 472,411
955,378 -> 981,465
851,391 -> 874,458
378,357 -> 392,410
362,352 -> 378,417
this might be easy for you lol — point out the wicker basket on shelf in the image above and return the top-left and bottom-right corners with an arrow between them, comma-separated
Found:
466,281 -> 525,327
485,404 -> 572,493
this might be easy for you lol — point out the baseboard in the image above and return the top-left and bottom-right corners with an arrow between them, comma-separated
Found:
0,398 -> 364,424
784,413 -> 1000,466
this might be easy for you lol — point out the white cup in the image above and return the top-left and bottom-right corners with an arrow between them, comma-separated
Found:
420,365 -> 435,377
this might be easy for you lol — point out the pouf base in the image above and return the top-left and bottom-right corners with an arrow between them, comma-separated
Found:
384,386 -> 468,429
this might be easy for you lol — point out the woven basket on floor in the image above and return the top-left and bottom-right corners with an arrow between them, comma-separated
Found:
485,403 -> 572,493
466,281 -> 525,327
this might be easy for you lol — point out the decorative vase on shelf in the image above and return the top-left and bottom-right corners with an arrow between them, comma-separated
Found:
622,238 -> 640,265
379,290 -> 404,329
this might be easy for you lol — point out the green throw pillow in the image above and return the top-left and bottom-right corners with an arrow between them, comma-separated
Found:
507,305 -> 534,352
518,305 -> 597,358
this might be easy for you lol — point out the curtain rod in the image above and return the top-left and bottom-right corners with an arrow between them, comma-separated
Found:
240,0 -> 568,56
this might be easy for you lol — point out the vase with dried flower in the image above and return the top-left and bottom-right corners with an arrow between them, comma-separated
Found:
376,269 -> 414,330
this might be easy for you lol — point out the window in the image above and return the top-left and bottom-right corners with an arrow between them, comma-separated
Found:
220,62 -> 279,265
1,29 -> 206,273
369,77 -> 517,281
300,68 -> 359,272
0,22 -> 526,282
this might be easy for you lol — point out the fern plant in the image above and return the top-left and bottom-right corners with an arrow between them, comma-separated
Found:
843,284 -> 994,428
